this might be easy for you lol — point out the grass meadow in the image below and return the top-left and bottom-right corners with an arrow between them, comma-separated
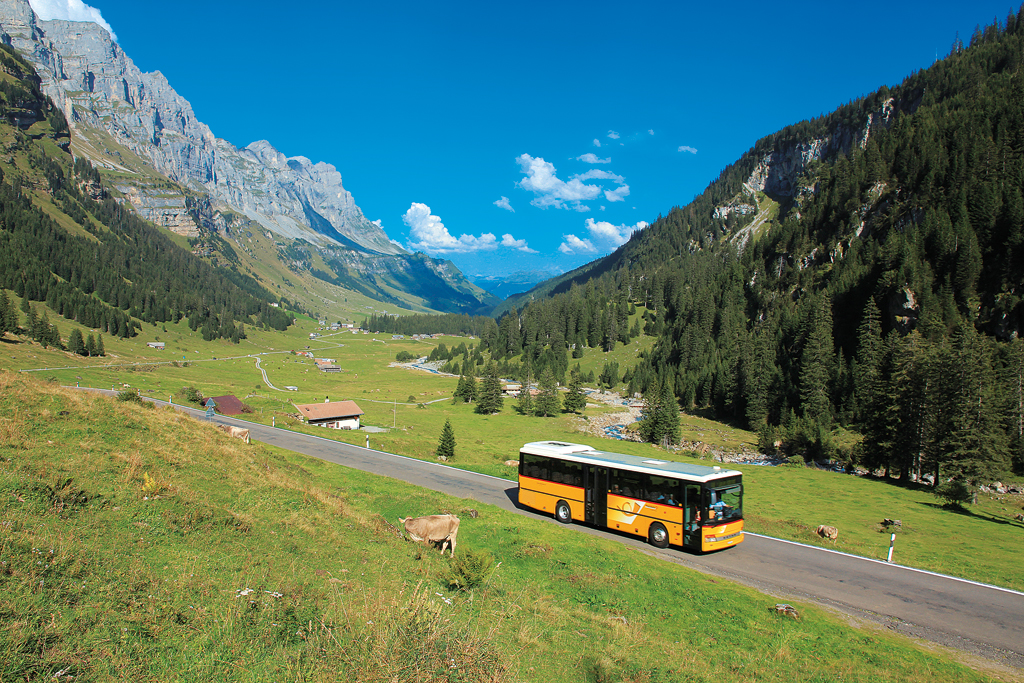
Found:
0,370 -> 1011,682
2,303 -> 1023,594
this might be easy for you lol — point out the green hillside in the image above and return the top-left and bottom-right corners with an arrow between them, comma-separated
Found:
489,11 -> 1024,488
0,370 -> 1010,682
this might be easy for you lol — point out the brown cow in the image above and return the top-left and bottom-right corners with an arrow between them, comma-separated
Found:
398,514 -> 460,556
217,424 -> 251,444
816,524 -> 839,541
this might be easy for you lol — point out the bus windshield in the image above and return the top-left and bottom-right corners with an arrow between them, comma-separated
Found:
707,479 -> 742,523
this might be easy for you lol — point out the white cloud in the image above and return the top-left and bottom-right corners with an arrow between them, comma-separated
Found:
678,145 -> 698,154
576,153 -> 610,164
558,234 -> 597,254
648,129 -> 655,135
28,0 -> 116,40
559,218 -> 647,255
604,184 -> 630,202
501,234 -> 538,253
593,139 -> 601,148
493,196 -> 514,212
574,169 -> 624,184
516,153 -> 603,210
607,130 -> 620,140
403,203 -> 498,254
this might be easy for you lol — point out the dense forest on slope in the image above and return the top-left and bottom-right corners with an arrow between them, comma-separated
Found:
490,11 -> 1024,485
0,45 -> 293,343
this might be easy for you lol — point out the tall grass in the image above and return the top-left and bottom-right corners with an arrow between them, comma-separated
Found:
0,371 -> 1002,681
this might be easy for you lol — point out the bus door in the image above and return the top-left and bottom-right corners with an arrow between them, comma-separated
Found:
584,466 -> 608,527
683,484 -> 702,549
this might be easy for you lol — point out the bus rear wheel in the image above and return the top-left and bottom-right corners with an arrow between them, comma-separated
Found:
555,500 -> 572,524
649,522 -> 670,549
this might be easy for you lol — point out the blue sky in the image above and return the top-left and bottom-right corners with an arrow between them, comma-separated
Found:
29,0 -> 1021,277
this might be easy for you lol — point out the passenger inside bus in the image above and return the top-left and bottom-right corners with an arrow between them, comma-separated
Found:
708,491 -> 734,520
688,508 -> 701,532
655,490 -> 678,506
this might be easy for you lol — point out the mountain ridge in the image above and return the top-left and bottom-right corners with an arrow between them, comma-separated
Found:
0,0 -> 498,317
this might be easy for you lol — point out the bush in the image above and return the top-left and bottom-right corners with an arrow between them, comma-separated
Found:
395,351 -> 415,362
117,389 -> 142,404
756,423 -> 779,456
177,386 -> 204,406
935,478 -> 975,508
444,548 -> 498,591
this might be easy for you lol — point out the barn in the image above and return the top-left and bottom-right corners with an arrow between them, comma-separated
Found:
209,395 -> 246,416
293,400 -> 364,430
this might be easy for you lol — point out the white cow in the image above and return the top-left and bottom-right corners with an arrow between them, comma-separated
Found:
398,514 -> 460,556
218,424 -> 251,444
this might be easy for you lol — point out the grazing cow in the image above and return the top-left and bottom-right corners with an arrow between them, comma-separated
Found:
398,514 -> 460,556
816,524 -> 839,541
218,424 -> 251,444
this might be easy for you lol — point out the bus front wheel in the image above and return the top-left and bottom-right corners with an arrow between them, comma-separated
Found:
649,522 -> 670,549
555,500 -> 572,524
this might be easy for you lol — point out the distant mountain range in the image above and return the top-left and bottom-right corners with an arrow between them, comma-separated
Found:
469,269 -> 559,300
0,0 -> 497,316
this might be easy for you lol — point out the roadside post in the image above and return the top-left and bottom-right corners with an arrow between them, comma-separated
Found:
887,533 -> 896,563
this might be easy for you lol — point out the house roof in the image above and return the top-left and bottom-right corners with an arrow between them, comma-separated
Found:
210,395 -> 246,416
294,400 -> 364,421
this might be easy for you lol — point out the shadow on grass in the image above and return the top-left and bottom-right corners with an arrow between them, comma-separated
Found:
918,500 -> 1024,529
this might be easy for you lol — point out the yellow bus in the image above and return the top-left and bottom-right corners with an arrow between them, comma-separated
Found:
518,441 -> 743,552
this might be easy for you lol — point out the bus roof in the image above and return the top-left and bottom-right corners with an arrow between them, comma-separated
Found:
520,441 -> 742,483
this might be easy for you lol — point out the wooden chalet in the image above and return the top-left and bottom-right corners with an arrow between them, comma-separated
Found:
294,399 -> 364,430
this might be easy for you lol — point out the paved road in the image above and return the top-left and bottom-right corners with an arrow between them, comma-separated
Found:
84,389 -> 1024,668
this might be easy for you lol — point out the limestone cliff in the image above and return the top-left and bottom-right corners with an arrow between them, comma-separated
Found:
0,0 -> 403,255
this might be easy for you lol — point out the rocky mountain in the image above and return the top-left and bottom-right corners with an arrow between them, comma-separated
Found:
0,0 -> 496,315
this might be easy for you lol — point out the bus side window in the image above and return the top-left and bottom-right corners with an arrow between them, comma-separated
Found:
564,461 -> 582,486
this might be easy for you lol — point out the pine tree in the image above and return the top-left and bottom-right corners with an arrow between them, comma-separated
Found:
853,298 -> 883,426
637,374 -> 683,447
95,334 -> 105,357
463,373 -> 477,403
656,379 -> 681,447
475,361 -> 503,414
800,295 -> 834,427
436,418 -> 456,460
85,333 -> 96,357
535,367 -> 561,417
563,364 -> 587,414
599,361 -> 619,390
743,324 -> 775,428
1003,338 -> 1024,475
67,328 -> 85,355
517,357 -> 534,415
453,375 -> 468,403
26,305 -> 38,340
936,322 -> 1009,484
860,333 -> 900,477
517,382 -> 534,416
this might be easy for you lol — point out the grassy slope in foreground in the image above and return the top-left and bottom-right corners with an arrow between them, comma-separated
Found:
0,371 -> 1002,682
7,307 -> 1024,593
